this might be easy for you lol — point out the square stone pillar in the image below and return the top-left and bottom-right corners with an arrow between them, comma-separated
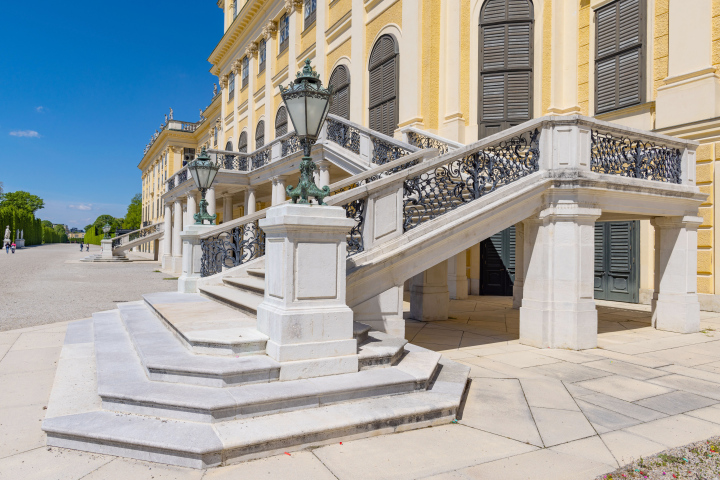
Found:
513,222 -> 525,309
101,239 -> 114,259
448,253 -> 468,300
469,243 -> 480,295
171,200 -> 183,273
162,202 -> 172,270
257,204 -> 358,380
410,260 -> 450,322
651,216 -> 703,333
178,224 -> 216,293
351,287 -> 405,338
520,203 -> 601,350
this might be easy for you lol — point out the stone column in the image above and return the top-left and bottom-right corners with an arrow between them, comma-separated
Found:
245,188 -> 256,215
223,194 -> 233,223
410,260 -> 450,322
650,216 -> 703,333
519,203 -> 601,350
316,160 -> 330,188
447,253 -> 468,300
178,224 -> 216,294
439,0 -> 464,141
257,204 -> 358,380
513,222 -> 525,309
172,200 -> 183,273
187,192 -> 197,224
271,176 -> 286,206
206,186 -> 217,219
162,202 -> 172,270
469,243 -> 480,295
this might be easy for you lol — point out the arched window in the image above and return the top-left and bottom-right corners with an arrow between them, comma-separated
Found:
478,0 -> 534,139
328,65 -> 351,119
255,120 -> 265,149
258,39 -> 267,72
368,35 -> 399,137
275,106 -> 288,137
225,141 -> 233,151
238,131 -> 248,153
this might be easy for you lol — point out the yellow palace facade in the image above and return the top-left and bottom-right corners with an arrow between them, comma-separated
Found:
140,0 -> 720,311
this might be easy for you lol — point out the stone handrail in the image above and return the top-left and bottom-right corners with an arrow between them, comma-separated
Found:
400,127 -> 464,155
111,222 -> 164,250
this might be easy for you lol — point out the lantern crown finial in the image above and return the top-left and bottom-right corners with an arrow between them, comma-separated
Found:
295,59 -> 321,84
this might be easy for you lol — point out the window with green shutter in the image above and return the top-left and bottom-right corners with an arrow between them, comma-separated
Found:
328,65 -> 350,120
368,35 -> 399,137
275,107 -> 288,137
595,0 -> 645,114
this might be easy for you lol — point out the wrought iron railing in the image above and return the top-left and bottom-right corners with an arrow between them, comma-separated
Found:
327,118 -> 361,154
200,219 -> 265,277
406,131 -> 454,155
281,134 -> 301,157
372,137 -> 412,165
590,130 -> 682,184
112,223 -> 164,250
250,148 -> 270,169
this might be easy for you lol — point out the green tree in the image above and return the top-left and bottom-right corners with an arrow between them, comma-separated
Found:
0,191 -> 45,214
41,220 -> 54,229
53,224 -> 66,236
122,194 -> 142,230
92,214 -> 123,232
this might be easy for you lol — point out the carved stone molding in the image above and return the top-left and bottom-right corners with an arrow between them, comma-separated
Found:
285,0 -> 302,14
245,42 -> 258,58
263,21 -> 278,39
220,75 -> 229,88
232,58 -> 243,74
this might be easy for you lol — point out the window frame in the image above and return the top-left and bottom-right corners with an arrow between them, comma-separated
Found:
242,56 -> 250,89
304,0 -> 317,30
255,120 -> 265,149
278,14 -> 290,53
228,72 -> 235,100
258,39 -> 267,73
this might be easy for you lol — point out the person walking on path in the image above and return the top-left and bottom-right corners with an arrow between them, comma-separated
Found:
86,244 -> 90,252
3,225 -> 10,254
80,243 -> 84,252
11,242 -> 16,254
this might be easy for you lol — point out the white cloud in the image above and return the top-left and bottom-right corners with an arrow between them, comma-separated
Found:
9,130 -> 40,138
69,204 -> 92,211
36,106 -> 46,113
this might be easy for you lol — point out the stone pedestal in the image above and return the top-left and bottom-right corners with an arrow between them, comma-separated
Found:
101,239 -> 114,259
410,261 -> 450,322
651,216 -> 702,333
15,239 -> 25,249
257,204 -> 358,380
351,286 -> 405,338
519,204 -> 601,350
178,225 -> 216,294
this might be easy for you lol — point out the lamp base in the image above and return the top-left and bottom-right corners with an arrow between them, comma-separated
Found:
286,156 -> 330,205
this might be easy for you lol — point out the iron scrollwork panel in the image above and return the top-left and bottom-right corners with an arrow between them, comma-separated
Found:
200,220 -> 266,277
372,138 -> 410,165
327,119 -> 361,155
591,131 -> 682,184
282,134 -> 301,157
343,197 -> 366,257
403,129 -> 541,232
406,132 -> 452,155
251,150 -> 270,170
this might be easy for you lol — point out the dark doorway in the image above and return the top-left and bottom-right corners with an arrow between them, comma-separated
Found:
594,221 -> 640,303
480,225 -> 515,296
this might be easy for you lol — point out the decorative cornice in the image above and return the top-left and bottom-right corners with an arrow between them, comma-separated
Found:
245,42 -> 259,58
220,75 -> 229,88
232,58 -> 243,74
263,21 -> 278,39
285,0 -> 302,14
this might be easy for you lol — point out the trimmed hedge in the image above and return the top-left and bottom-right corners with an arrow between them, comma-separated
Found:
0,207 -> 44,245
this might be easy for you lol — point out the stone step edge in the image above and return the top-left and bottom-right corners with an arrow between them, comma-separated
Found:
222,276 -> 265,296
142,295 -> 268,356
198,285 -> 261,317
118,303 -> 279,386
43,357 -> 469,469
94,310 -> 443,422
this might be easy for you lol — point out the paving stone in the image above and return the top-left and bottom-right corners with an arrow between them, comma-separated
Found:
639,347 -> 720,367
649,374 -> 720,400
524,362 -> 612,383
576,375 -> 674,402
0,344 -> 10,362
459,356 -> 542,379
0,446 -> 113,480
582,359 -> 668,380
80,458 -> 204,480
575,399 -> 643,433
458,448 -> 614,480
0,332 -> 20,346
578,392 -> 667,422
624,414 -> 720,448
685,404 -> 720,424
417,472 -> 469,480
205,451 -> 335,479
600,430 -> 669,466
484,351 -> 560,368
549,435 -> 619,468
0,346 -> 61,375
530,407 -> 596,447
412,333 -> 462,348
458,378 -> 543,447
0,368 -> 57,408
583,348 -> 671,368
660,364 -> 720,385
563,383 -> 597,398
9,332 -> 66,351
534,349 -> 600,363
313,424 -> 537,480
604,334 -> 716,355
634,391 -> 718,415
519,378 -> 579,411
0,404 -> 47,459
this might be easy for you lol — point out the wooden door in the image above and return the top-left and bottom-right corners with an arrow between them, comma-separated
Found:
480,226 -> 516,296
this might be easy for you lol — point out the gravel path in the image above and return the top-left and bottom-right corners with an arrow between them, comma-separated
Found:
596,436 -> 720,480
0,244 -> 178,331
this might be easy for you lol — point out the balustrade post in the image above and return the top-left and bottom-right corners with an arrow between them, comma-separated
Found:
178,225 -> 216,294
171,200 -> 183,274
162,202 -> 172,270
359,132 -> 371,165
271,142 -> 282,162
245,188 -> 256,214
207,186 -> 217,218
316,160 -> 331,188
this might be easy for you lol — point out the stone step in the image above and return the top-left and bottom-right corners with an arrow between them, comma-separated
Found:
358,330 -> 408,369
247,268 -> 265,279
353,321 -> 371,345
199,285 -> 263,316
143,292 -> 265,356
222,276 -> 265,296
43,346 -> 468,469
115,304 -> 279,387
94,310 -> 443,423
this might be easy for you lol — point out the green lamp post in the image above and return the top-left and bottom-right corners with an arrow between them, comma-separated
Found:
102,223 -> 111,239
280,59 -> 334,205
187,146 -> 220,225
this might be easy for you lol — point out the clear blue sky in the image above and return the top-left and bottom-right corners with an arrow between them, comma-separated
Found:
0,1 -> 222,229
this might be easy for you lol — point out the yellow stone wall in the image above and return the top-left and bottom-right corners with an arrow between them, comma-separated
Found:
713,0 -> 720,70
277,49 -> 289,74
422,0 -> 440,130
460,0 -> 471,126
301,25 -> 316,55
240,82 -> 249,105
365,1 -> 402,64
653,0 -> 670,99
329,0 -> 351,26
256,71 -> 266,92
326,38 -> 351,75
697,144 -> 714,293
578,0 -> 591,115
542,0 -> 552,114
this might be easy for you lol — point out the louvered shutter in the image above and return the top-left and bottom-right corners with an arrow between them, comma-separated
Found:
275,107 -> 288,137
478,0 -> 533,139
238,132 -> 248,153
225,141 -> 233,151
594,221 -> 639,302
328,65 -> 350,119
255,121 -> 265,149
595,0 -> 644,114
368,35 -> 398,137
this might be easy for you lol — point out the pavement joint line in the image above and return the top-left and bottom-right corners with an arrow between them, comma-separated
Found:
76,457 -> 117,480
516,377 -> 545,448
310,449 -> 342,480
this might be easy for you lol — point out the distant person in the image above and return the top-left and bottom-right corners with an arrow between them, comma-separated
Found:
86,244 -> 90,252
10,242 -> 15,254
80,243 -> 84,252
5,242 -> 9,254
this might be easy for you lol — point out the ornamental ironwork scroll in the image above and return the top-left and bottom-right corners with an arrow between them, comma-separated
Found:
591,130 -> 682,184
406,131 -> 452,155
220,154 -> 249,171
250,149 -> 270,170
343,197 -> 366,256
327,118 -> 361,155
372,137 -> 411,165
403,129 -> 541,232
112,223 -> 162,249
200,220 -> 265,277
167,177 -> 175,191
177,169 -> 188,184
281,134 -> 301,157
